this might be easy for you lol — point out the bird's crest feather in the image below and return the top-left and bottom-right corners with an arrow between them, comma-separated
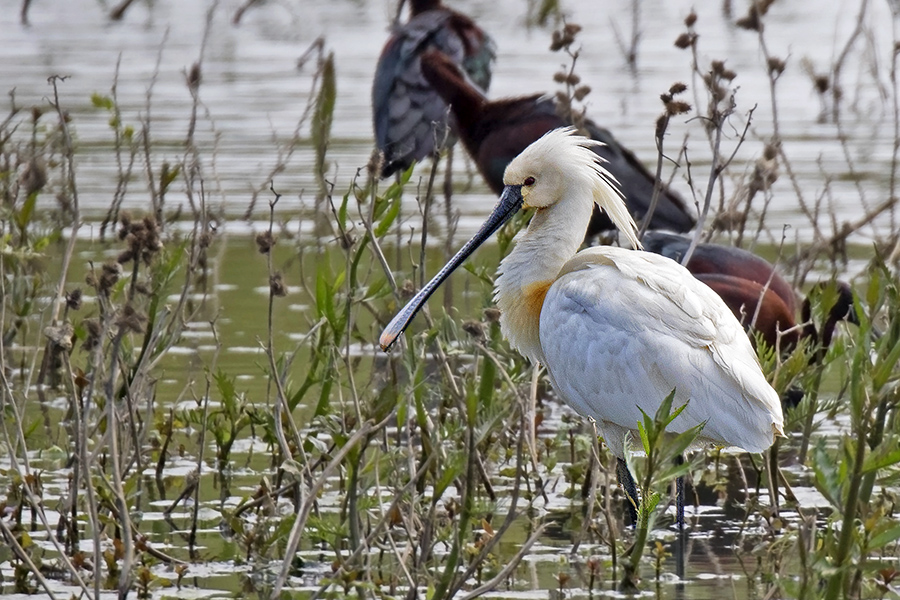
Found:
507,127 -> 642,249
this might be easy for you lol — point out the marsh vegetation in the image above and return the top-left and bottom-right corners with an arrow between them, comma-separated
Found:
2,0 -> 900,599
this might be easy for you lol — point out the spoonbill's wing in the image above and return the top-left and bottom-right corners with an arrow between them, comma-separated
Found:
539,247 -> 783,455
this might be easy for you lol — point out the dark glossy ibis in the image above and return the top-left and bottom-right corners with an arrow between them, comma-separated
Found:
373,0 -> 495,178
419,48 -> 696,237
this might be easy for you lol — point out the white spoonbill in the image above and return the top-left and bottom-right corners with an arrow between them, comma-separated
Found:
380,127 -> 784,524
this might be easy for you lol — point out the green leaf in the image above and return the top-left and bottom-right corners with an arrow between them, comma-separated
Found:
338,189 -> 350,230
312,52 -> 336,192
812,440 -> 841,510
861,444 -> 900,474
637,418 -> 650,454
91,92 -> 114,110
433,457 -> 462,499
868,524 -> 900,550
214,370 -> 236,408
873,335 -> 900,391
374,195 -> 401,238
665,423 -> 705,459
16,191 -> 38,231
160,162 -> 181,191
315,266 -> 334,322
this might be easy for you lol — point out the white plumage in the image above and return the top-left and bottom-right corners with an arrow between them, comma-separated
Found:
539,246 -> 783,457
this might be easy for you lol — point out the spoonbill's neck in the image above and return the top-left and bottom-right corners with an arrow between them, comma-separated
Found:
495,189 -> 594,361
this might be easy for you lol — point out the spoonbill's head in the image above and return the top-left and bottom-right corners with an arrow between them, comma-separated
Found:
379,127 -> 637,351
501,127 -> 642,249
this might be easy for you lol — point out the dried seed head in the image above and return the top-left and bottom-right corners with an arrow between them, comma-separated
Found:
553,71 -> 568,83
565,73 -> 581,86
339,231 -> 356,250
767,56 -> 786,76
44,323 -> 74,351
20,158 -> 47,196
256,231 -> 275,254
674,32 -> 695,49
66,289 -> 83,311
367,148 -> 384,179
31,106 -> 44,122
669,82 -> 688,95
550,22 -> 581,51
735,7 -> 761,31
187,62 -> 202,92
82,318 -> 102,352
483,307 -> 501,323
550,30 -> 565,51
99,262 -> 121,295
684,11 -> 697,27
117,303 -> 147,334
749,145 -> 779,195
667,101 -> 692,115
142,216 -> 162,255
712,84 -> 727,103
399,279 -> 415,300
270,272 -> 287,297
814,75 -> 830,94
116,214 -> 162,265
573,85 -> 591,101
655,115 -> 668,140
56,191 -> 73,215
563,23 -> 582,37
758,0 -> 776,15
711,209 -> 743,232
462,319 -> 485,340
118,214 -> 132,240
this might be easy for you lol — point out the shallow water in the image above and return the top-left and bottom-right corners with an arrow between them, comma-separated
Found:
3,0 -> 899,249
2,0 -> 898,598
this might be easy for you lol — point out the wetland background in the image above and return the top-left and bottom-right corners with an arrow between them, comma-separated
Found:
2,0 -> 900,598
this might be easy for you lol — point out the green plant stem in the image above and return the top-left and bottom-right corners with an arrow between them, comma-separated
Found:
622,504 -> 651,591
859,396 -> 891,509
824,434 -> 866,600
347,446 -> 363,552
797,367 -> 824,465
433,421 -> 476,600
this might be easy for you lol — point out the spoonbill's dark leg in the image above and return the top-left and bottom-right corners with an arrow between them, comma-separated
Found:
674,523 -> 687,589
616,457 -> 639,524
675,454 -> 685,530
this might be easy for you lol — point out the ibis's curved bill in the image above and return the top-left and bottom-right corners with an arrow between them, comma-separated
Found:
379,184 -> 524,351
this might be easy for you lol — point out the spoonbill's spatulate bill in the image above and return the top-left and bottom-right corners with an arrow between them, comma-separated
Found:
380,127 -> 784,526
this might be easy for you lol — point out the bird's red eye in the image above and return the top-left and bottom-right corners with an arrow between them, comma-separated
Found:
524,176 -> 535,186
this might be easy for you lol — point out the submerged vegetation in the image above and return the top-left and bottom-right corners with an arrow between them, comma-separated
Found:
2,1 -> 900,599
